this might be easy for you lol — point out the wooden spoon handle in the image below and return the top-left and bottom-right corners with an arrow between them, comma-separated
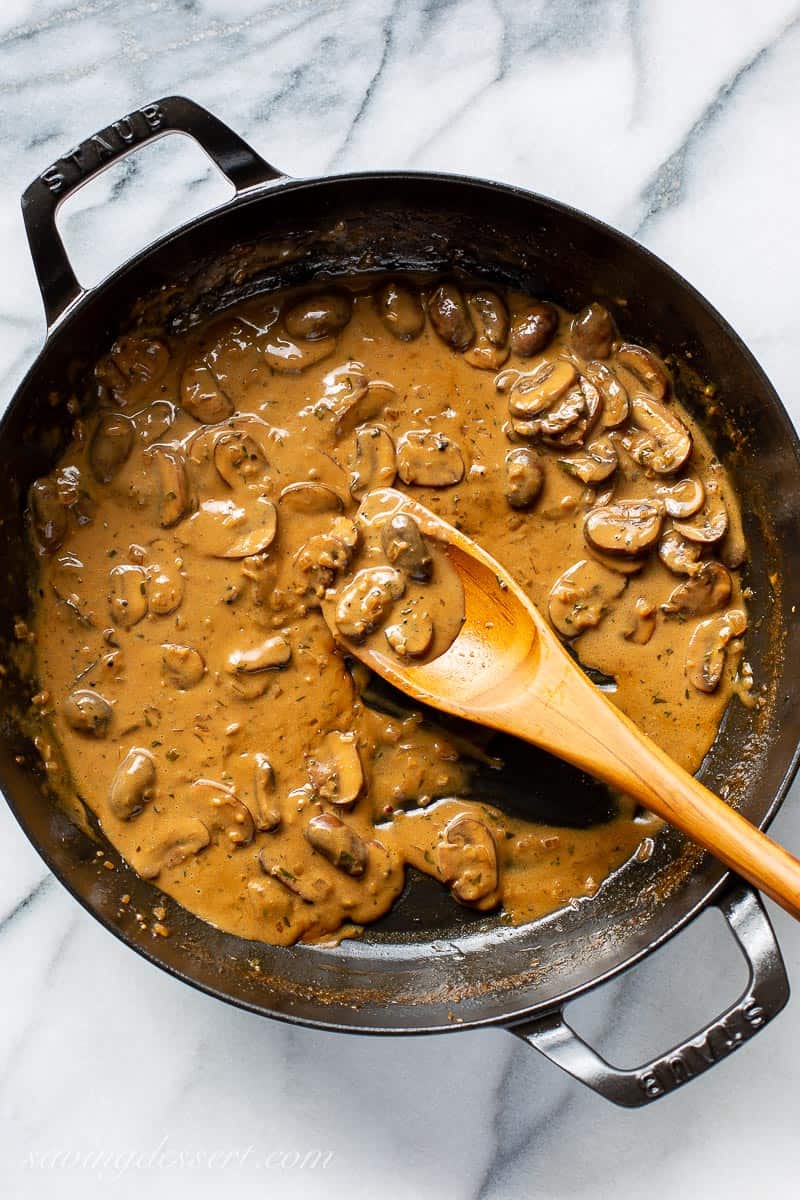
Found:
504,669 -> 800,919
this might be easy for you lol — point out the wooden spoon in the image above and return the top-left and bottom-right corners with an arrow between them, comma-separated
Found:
325,487 -> 800,919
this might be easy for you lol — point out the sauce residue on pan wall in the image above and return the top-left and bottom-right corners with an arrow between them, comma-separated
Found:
26,277 -> 752,946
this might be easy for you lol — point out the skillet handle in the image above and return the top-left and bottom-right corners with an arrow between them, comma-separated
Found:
510,884 -> 789,1107
21,95 -> 285,329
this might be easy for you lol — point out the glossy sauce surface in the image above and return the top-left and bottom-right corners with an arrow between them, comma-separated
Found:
28,278 -> 750,945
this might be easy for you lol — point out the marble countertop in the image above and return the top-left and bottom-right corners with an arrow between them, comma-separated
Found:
2,1 -> 800,1196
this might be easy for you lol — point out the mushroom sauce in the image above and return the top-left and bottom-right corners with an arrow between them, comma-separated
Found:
27,278 -> 751,946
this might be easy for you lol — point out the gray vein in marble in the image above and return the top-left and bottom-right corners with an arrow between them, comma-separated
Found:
0,874 -> 51,936
633,6 -> 800,237
328,0 -> 398,168
0,0 -> 117,47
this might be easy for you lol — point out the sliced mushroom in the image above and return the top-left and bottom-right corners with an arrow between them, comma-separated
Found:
29,477 -> 68,554
181,494 -> 278,558
190,778 -> 255,847
686,609 -> 747,693
306,730 -> 364,807
623,596 -> 657,645
380,512 -> 433,581
253,753 -> 281,832
427,283 -> 474,350
147,562 -> 184,615
180,359 -> 234,424
283,290 -> 352,341
279,482 -> 344,516
108,564 -> 149,627
96,336 -> 169,405
503,360 -> 578,419
504,447 -> 544,509
615,343 -> 670,400
161,643 -> 205,689
137,817 -> 211,880
396,430 -> 465,487
262,331 -> 336,373
212,429 -> 269,489
618,394 -> 692,475
109,748 -> 155,820
557,437 -> 618,485
435,815 -> 500,908
463,290 -> 510,370
151,447 -> 190,528
88,414 -> 134,483
548,559 -> 627,637
131,400 -> 176,446
570,303 -> 617,360
226,634 -> 292,675
385,605 -> 434,658
293,518 -> 359,599
515,384 -> 586,442
62,688 -> 113,736
584,500 -> 663,557
582,361 -> 629,428
334,566 -> 405,641
658,528 -> 705,576
656,475 -> 705,519
673,479 -> 729,544
350,424 -> 397,498
332,377 -> 390,437
661,561 -> 732,616
375,280 -> 426,340
509,301 -> 559,357
305,812 -> 368,875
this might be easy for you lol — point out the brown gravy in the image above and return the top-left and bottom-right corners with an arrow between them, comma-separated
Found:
26,278 -> 750,946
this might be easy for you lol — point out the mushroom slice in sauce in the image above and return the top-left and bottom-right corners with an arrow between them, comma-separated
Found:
615,343 -> 670,400
334,566 -> 406,641
161,643 -> 205,689
557,437 -> 618,485
307,730 -> 364,807
427,283 -> 474,350
584,500 -> 663,557
147,561 -> 184,615
109,748 -> 155,820
661,561 -> 732,616
396,430 -> 465,487
293,518 -> 359,600
137,818 -> 211,880
517,385 -> 586,442
463,290 -> 510,370
260,855 -> 332,903
96,336 -> 169,405
658,528 -> 705,576
180,358 -> 234,424
279,482 -> 344,516
190,778 -> 256,847
150,447 -> 190,528
180,495 -> 278,558
435,815 -> 500,909
686,609 -> 747,693
262,331 -> 336,373
504,447 -> 544,508
672,479 -> 729,544
375,280 -> 426,341
29,477 -> 68,554
212,430 -> 269,490
253,754 -> 281,832
509,301 -> 559,357
350,425 -> 397,498
569,303 -> 617,360
583,361 -> 629,428
380,512 -> 433,581
656,475 -> 705,519
548,559 -> 627,637
618,394 -> 692,475
62,688 -> 113,736
108,563 -> 149,627
283,290 -> 353,341
305,813 -> 368,876
502,360 -> 578,419
226,634 -> 292,675
385,604 -> 434,658
89,414 -> 134,483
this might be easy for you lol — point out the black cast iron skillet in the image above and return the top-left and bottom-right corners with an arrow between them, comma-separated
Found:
2,97 -> 799,1107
